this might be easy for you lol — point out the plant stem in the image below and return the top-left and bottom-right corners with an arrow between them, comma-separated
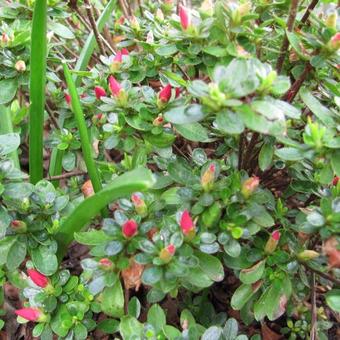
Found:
63,62 -> 103,195
49,148 -> 64,187
29,0 -> 47,184
281,62 -> 313,102
302,262 -> 340,286
46,170 -> 87,181
276,0 -> 299,74
310,273 -> 317,340
298,0 -> 319,29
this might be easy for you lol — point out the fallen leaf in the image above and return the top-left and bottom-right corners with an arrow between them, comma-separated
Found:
121,258 -> 144,291
261,322 -> 282,340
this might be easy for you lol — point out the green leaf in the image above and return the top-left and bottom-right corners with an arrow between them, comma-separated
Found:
49,22 -> 75,39
239,260 -> 266,284
184,266 -> 213,288
31,246 -> 58,275
119,316 -> 143,340
223,318 -> 238,340
215,110 -> 245,135
300,88 -> 335,127
174,122 -> 209,142
0,133 -> 20,157
128,297 -> 141,318
29,0 -> 47,184
7,238 -> 26,270
55,167 -> 155,260
97,319 -> 119,334
195,251 -> 224,282
155,44 -> 178,56
259,142 -> 274,171
165,104 -> 205,124
203,46 -> 227,57
144,131 -> 175,148
168,158 -> 198,185
331,150 -> 340,176
74,230 -> 112,245
231,283 -> 256,310
142,266 -> 163,285
202,326 -> 223,340
286,31 -> 309,61
162,70 -> 187,87
147,304 -> 166,333
0,79 -> 18,105
101,280 -> 124,318
163,325 -> 182,339
325,289 -> 340,313
275,147 -> 304,161
0,207 -> 10,239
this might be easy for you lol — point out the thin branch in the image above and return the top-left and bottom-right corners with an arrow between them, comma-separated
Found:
243,132 -> 260,170
298,0 -> 319,29
302,262 -> 340,286
281,62 -> 313,102
310,273 -> 317,340
45,170 -> 87,181
83,0 -> 106,56
118,0 -> 130,18
276,0 -> 299,74
238,133 -> 245,170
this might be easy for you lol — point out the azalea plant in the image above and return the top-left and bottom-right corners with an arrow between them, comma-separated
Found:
0,0 -> 339,339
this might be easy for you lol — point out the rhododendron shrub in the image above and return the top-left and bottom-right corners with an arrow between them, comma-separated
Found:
0,0 -> 339,339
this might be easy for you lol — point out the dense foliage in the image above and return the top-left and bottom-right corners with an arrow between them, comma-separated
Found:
0,0 -> 339,339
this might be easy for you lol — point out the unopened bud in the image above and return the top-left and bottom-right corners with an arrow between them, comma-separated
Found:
180,210 -> 196,239
131,193 -> 147,216
99,258 -> 113,270
325,12 -> 337,29
328,32 -> 340,51
122,220 -> 138,238
15,308 -> 47,322
241,176 -> 260,199
15,60 -> 26,72
159,244 -> 176,263
297,250 -> 319,261
11,220 -> 27,233
82,180 -> 94,198
201,163 -> 216,191
153,114 -> 164,126
264,230 -> 280,254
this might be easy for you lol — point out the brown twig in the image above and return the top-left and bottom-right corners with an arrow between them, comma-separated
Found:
298,0 -> 319,29
281,62 -> 313,102
243,132 -> 260,170
310,273 -> 317,340
119,0 -> 130,18
276,0 -> 299,73
302,262 -> 340,286
45,170 -> 87,181
238,133 -> 245,170
84,0 -> 106,56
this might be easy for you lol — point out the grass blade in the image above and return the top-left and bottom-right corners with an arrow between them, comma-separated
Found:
74,0 -> 116,86
29,0 -> 47,184
56,167 -> 155,260
49,148 -> 64,187
63,62 -> 102,193
0,105 -> 20,169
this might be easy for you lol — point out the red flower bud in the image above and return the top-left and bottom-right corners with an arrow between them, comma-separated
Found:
179,5 -> 190,30
108,76 -> 122,96
99,258 -> 113,270
201,163 -> 216,191
153,114 -> 164,126
159,84 -> 172,103
113,48 -> 129,63
264,230 -> 280,254
159,244 -> 176,263
27,269 -> 49,288
15,308 -> 45,322
329,32 -> 340,50
180,210 -> 195,236
241,176 -> 260,199
65,93 -> 71,105
122,219 -> 138,238
11,220 -> 27,233
333,176 -> 339,186
94,86 -> 106,100
117,16 -> 125,26
175,87 -> 181,98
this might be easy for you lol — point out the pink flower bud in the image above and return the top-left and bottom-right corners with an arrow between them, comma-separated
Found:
159,244 -> 176,263
99,258 -> 113,270
1,32 -> 9,43
11,220 -> 27,233
117,16 -> 125,25
329,32 -> 340,50
201,163 -> 216,191
108,76 -> 122,96
333,176 -> 339,186
94,86 -> 106,100
180,210 -> 195,237
159,84 -> 172,103
131,194 -> 147,216
65,93 -> 71,105
27,269 -> 49,288
15,308 -> 45,322
264,230 -> 280,254
179,5 -> 190,30
241,176 -> 260,199
114,48 -> 129,63
122,220 -> 138,238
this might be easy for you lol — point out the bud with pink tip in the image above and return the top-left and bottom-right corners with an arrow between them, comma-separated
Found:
15,308 -> 47,322
65,93 -> 71,105
1,32 -> 9,44
179,5 -> 190,30
159,84 -> 172,103
159,244 -> 176,263
108,76 -> 122,96
328,32 -> 340,51
15,60 -> 26,72
201,163 -> 216,191
153,114 -> 164,126
241,176 -> 260,199
131,193 -> 147,216
11,220 -> 27,233
94,86 -> 106,100
122,220 -> 138,238
27,269 -> 49,288
99,258 -> 113,270
264,230 -> 280,254
180,210 -> 196,239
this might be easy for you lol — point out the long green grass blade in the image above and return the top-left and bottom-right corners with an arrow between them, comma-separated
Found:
63,62 -> 102,193
56,167 -> 155,260
29,0 -> 47,184
0,105 -> 20,169
74,0 -> 116,86
49,148 -> 64,187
